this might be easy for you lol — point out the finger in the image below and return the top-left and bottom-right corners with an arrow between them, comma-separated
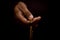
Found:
14,6 -> 30,24
31,16 -> 41,27
17,13 -> 30,24
32,16 -> 41,23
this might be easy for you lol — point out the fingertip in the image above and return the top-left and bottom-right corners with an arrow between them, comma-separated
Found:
28,15 -> 34,21
32,16 -> 41,22
38,16 -> 41,19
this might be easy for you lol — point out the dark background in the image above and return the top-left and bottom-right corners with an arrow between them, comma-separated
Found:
0,0 -> 48,40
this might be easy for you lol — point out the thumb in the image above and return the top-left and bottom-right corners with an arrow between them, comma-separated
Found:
32,16 -> 41,23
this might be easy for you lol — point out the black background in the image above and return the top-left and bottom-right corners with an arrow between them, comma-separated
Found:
0,0 -> 48,40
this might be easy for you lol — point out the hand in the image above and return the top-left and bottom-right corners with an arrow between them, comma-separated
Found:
14,2 -> 41,26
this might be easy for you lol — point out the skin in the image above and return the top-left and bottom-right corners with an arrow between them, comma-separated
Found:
14,2 -> 41,26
